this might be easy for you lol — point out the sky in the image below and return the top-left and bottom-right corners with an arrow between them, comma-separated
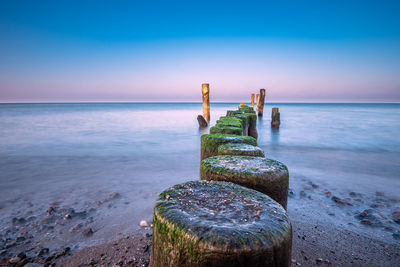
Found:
0,0 -> 399,102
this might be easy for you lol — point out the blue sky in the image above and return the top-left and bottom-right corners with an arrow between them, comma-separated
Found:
1,0 -> 399,102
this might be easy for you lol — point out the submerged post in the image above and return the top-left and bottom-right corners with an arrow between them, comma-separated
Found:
202,83 -> 210,123
257,89 -> 265,116
251,94 -> 255,108
271,107 -> 281,128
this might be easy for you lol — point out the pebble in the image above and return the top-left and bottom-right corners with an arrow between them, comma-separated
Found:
140,220 -> 149,227
83,228 -> 94,237
57,247 -> 70,257
47,207 -> 55,215
69,223 -> 83,232
17,252 -> 26,259
24,264 -> 45,267
87,259 -> 98,265
12,217 -> 27,225
331,196 -> 346,205
9,256 -> 21,264
109,192 -> 121,200
393,232 -> 400,240
361,219 -> 372,225
38,248 -> 49,257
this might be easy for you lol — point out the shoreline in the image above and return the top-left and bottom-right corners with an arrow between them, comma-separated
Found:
48,213 -> 400,266
1,173 -> 399,266
1,177 -> 400,266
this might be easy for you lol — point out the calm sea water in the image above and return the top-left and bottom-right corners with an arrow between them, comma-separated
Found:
0,103 -> 399,249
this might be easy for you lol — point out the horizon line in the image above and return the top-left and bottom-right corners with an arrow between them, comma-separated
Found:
1,100 -> 399,104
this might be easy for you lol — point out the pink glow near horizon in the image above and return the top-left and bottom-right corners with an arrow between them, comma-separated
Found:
1,40 -> 399,102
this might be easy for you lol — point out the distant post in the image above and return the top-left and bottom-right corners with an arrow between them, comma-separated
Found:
251,94 -> 255,108
257,89 -> 265,116
202,83 -> 210,123
271,107 -> 280,128
256,94 -> 260,113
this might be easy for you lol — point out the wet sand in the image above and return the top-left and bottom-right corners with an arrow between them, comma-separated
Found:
2,184 -> 400,266
1,159 -> 400,266
43,215 -> 400,266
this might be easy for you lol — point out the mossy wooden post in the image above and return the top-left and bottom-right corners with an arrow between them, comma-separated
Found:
218,143 -> 265,157
150,181 -> 292,267
271,107 -> 280,128
257,89 -> 266,117
245,113 -> 258,139
200,134 -> 257,160
201,155 -> 289,209
251,93 -> 255,108
256,94 -> 260,113
202,83 -> 210,124
216,116 -> 246,135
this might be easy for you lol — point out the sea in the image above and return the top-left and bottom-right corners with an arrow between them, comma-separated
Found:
0,103 -> 399,250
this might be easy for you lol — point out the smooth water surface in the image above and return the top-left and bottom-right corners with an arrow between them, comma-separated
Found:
0,103 -> 399,250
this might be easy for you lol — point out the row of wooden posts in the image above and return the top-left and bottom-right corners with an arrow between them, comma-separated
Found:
150,102 -> 291,266
200,84 -> 280,128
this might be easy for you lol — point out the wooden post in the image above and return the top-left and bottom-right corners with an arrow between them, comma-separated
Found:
271,107 -> 280,128
251,94 -> 255,108
202,83 -> 210,123
257,89 -> 265,116
256,94 -> 260,113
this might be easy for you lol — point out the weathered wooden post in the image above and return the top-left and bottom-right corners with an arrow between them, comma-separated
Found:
271,107 -> 280,128
202,83 -> 210,124
256,94 -> 260,113
251,94 -> 255,108
197,115 -> 208,128
257,89 -> 265,116
151,181 -> 292,267
201,156 -> 289,209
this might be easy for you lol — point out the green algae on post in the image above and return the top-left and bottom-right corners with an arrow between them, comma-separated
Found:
226,110 -> 242,116
210,125 -> 242,136
150,180 -> 292,267
238,106 -> 256,114
200,155 -> 289,209
218,143 -> 265,157
225,112 -> 257,139
200,134 -> 257,160
216,116 -> 243,128
217,116 -> 246,135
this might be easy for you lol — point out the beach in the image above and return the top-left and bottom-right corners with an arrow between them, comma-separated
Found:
1,103 -> 400,266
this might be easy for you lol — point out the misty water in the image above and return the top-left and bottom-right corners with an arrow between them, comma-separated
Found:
0,103 -> 399,252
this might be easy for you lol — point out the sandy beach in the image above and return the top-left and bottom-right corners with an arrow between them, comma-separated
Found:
35,209 -> 400,267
